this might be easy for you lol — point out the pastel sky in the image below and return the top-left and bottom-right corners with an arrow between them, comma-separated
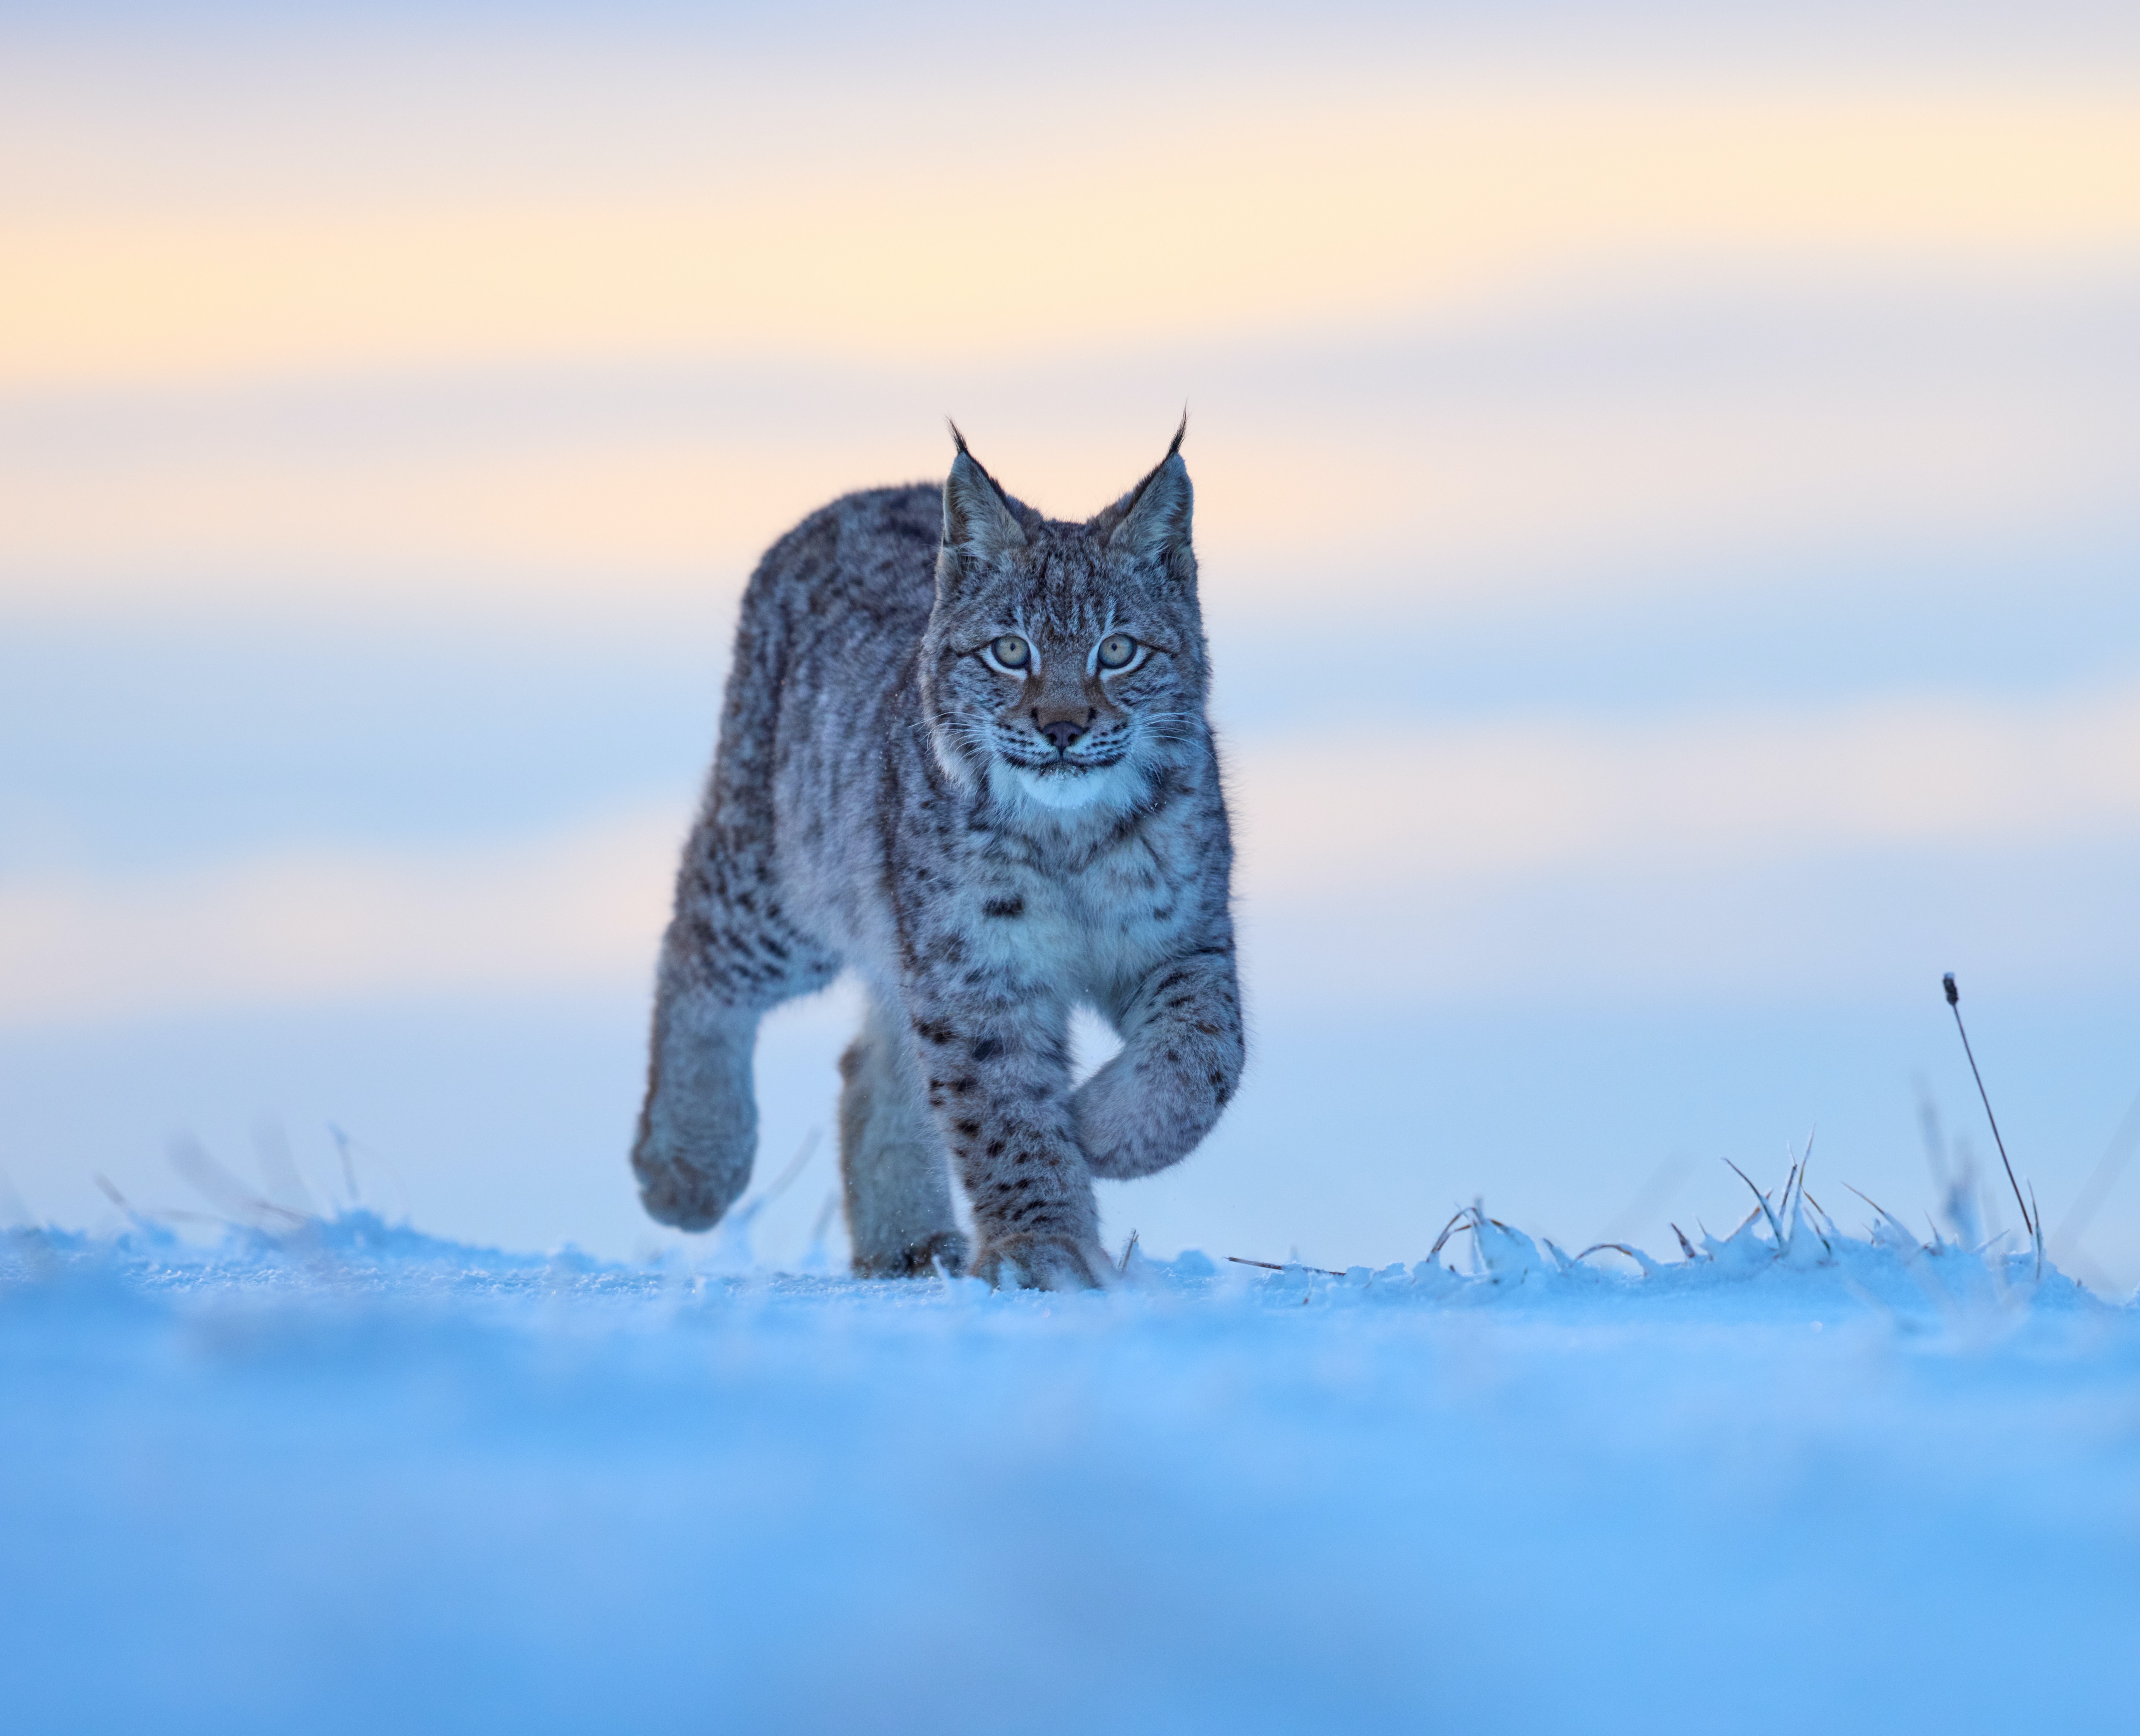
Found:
5,2 -> 2138,1282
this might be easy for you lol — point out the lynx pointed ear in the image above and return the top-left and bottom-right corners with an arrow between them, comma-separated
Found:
941,426 -> 1027,572
1097,419 -> 1193,573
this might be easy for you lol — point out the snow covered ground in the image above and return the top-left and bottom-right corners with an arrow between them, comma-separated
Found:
5,1185 -> 2134,1735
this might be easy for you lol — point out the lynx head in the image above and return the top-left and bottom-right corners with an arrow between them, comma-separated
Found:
920,422 -> 1209,817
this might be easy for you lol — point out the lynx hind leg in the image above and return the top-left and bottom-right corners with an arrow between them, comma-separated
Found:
839,999 -> 968,1278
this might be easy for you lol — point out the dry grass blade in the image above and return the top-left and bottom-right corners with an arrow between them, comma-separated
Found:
98,1169 -> 223,1233
1426,1208 -> 1473,1261
1842,1181 -> 1918,1247
1599,1152 -> 1694,1247
1787,1128 -> 1818,1213
168,1137 -> 308,1232
2029,1182 -> 2043,1283
253,1119 -> 314,1218
736,1129 -> 823,1225
330,1123 -> 362,1207
1226,1256 -> 1346,1278
1723,1158 -> 1786,1246
1944,978 -> 2034,1238
1574,1242 -> 1657,1275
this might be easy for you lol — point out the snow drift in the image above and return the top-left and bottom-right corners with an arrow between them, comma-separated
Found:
2,1185 -> 2133,1735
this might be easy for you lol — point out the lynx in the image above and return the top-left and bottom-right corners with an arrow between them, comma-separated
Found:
630,425 -> 1243,1288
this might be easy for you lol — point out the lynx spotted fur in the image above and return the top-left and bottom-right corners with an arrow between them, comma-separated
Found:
630,426 -> 1242,1289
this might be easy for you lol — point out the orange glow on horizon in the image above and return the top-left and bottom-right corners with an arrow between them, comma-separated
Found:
5,91 -> 2138,392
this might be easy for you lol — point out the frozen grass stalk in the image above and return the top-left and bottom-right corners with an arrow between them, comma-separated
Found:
1943,972 -> 2034,1241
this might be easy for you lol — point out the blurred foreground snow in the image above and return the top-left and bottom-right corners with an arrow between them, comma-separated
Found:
3,1202 -> 2135,1735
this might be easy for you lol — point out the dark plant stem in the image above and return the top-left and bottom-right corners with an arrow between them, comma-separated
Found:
1944,973 -> 2033,1240
1226,1255 -> 1345,1278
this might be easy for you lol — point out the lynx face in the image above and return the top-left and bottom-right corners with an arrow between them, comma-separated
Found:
921,430 -> 1206,815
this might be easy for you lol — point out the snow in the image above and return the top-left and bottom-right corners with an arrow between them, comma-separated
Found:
4,1195 -> 2136,1735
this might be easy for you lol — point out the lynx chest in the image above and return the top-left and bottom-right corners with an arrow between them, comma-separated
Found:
958,820 -> 1196,1007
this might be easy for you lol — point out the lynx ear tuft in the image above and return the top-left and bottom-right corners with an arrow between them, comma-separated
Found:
1098,417 -> 1193,572
941,426 -> 1027,570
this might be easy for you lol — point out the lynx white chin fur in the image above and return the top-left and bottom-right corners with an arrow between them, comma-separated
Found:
1001,759 -> 1137,813
630,423 -> 1243,1290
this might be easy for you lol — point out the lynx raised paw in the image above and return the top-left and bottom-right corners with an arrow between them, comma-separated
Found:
630,1135 -> 747,1232
853,1228 -> 971,1279
969,1232 -> 1111,1292
1073,1012 -> 1239,1181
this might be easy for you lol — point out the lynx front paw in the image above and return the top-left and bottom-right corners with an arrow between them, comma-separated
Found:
969,1232 -> 1111,1292
852,1228 -> 971,1280
1073,1036 -> 1236,1180
1073,1059 -> 1200,1180
631,1134 -> 747,1232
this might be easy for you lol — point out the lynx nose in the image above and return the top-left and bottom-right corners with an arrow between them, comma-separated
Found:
1036,712 -> 1091,753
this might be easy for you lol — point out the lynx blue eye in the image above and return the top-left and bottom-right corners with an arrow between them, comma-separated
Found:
990,635 -> 1030,670
1097,634 -> 1137,670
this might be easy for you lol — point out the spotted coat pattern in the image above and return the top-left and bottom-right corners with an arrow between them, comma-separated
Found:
631,431 -> 1242,1289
